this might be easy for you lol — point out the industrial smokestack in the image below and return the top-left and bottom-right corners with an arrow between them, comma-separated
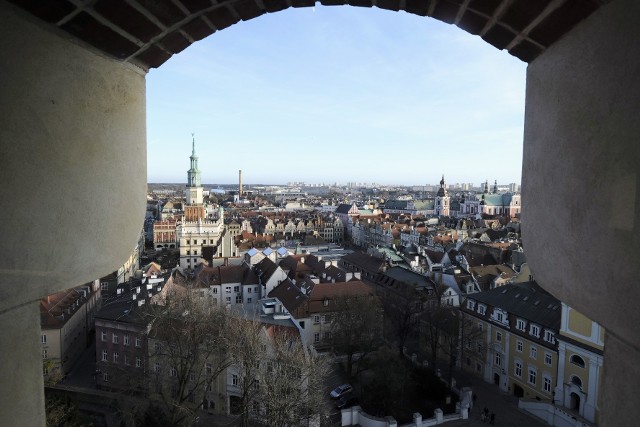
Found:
239,169 -> 243,196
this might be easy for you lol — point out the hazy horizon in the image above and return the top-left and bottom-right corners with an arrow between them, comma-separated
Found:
146,180 -> 517,188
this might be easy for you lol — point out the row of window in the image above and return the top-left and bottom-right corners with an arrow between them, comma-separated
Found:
151,358 -> 222,382
514,338 -> 554,366
216,285 -> 259,294
467,300 -> 556,343
154,363 -> 179,377
101,331 -> 142,347
513,360 -> 553,393
211,296 -> 253,305
515,319 -> 556,343
199,287 -> 261,299
313,331 -> 331,343
184,239 -> 215,245
313,314 -> 331,324
101,350 -> 143,367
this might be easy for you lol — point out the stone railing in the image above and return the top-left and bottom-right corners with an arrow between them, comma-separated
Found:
518,399 -> 595,427
341,406 -> 469,427
340,382 -> 473,427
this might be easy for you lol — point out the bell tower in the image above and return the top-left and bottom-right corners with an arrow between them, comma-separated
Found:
435,174 -> 450,216
186,134 -> 203,205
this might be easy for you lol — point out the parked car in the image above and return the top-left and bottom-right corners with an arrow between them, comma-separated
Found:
330,383 -> 353,399
335,393 -> 358,409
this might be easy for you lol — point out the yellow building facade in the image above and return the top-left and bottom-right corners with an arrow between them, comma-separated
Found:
555,304 -> 604,423
463,287 -> 604,426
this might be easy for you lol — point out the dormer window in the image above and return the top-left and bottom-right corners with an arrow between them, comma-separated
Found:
516,319 -> 526,331
544,330 -> 555,343
323,298 -> 329,307
466,300 -> 476,310
530,324 -> 540,338
491,308 -> 507,324
478,304 -> 486,315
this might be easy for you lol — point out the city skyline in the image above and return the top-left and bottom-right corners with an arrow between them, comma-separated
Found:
147,6 -> 526,186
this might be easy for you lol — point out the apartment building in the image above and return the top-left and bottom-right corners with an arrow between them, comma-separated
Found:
40,281 -> 101,382
94,275 -> 168,393
461,281 -> 561,401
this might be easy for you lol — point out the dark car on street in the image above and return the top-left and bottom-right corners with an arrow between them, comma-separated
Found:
330,383 -> 353,399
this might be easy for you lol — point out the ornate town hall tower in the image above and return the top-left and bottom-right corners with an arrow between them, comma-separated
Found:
186,134 -> 203,206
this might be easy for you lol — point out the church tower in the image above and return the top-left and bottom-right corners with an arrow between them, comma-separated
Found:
434,175 -> 450,216
186,134 -> 203,206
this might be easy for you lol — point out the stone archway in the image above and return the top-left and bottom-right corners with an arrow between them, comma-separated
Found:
6,0 -> 603,70
564,380 -> 586,417
570,392 -> 581,411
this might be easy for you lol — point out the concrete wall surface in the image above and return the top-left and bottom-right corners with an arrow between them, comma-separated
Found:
0,3 -> 147,313
0,302 -> 45,425
522,0 -> 640,425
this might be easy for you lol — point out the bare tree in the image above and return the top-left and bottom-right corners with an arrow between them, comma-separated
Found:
420,300 -> 459,372
227,316 -> 265,427
329,294 -> 383,378
382,288 -> 423,357
229,318 -> 330,426
109,276 -> 330,427
145,293 -> 232,426
258,326 -> 330,426
457,306 -> 485,376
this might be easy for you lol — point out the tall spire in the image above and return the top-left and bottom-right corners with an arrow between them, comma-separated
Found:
437,174 -> 447,197
187,133 -> 201,188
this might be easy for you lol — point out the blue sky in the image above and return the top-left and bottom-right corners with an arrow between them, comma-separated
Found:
147,6 -> 526,186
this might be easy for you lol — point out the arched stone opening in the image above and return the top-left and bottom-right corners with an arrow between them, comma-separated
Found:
5,0 -> 603,69
570,392 -> 581,411
563,377 -> 587,418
